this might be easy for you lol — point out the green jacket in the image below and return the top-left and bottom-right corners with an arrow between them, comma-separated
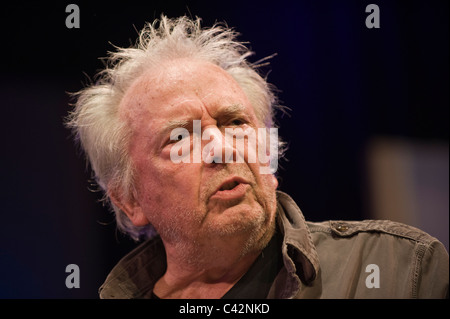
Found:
99,191 -> 449,299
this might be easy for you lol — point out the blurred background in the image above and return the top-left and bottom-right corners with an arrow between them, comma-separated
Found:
0,0 -> 448,298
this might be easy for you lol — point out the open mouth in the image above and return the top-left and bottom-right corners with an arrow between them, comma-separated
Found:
211,176 -> 250,201
219,180 -> 240,191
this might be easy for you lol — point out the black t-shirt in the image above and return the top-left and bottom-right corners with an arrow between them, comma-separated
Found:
221,229 -> 283,299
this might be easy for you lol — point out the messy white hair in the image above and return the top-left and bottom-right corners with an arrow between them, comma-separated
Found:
66,15 -> 285,241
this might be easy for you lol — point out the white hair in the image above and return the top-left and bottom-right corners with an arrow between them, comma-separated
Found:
66,15 -> 286,241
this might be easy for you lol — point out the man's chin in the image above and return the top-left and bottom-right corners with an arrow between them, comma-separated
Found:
206,203 -> 263,228
205,203 -> 276,248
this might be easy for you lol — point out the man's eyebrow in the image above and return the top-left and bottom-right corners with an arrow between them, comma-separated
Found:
158,104 -> 247,138
159,119 -> 191,138
217,104 -> 247,116
164,119 -> 191,130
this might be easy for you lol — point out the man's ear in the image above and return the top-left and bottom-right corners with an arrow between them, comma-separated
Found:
108,189 -> 149,227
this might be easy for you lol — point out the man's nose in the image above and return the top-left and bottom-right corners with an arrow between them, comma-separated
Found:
201,126 -> 235,164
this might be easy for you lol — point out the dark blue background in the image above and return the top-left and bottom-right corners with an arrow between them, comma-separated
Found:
0,0 -> 448,298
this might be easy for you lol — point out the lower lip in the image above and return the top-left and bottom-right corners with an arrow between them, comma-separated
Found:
211,183 -> 250,201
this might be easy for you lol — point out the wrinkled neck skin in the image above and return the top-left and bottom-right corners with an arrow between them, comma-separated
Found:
153,225 -> 274,299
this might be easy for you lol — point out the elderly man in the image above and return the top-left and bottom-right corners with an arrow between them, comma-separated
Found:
67,16 -> 448,299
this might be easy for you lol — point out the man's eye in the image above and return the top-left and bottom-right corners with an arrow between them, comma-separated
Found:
166,130 -> 190,145
174,134 -> 185,141
168,128 -> 190,146
169,134 -> 187,144
230,119 -> 246,126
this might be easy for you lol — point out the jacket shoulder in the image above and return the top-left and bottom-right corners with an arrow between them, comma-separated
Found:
99,237 -> 166,299
306,219 -> 441,245
305,219 -> 448,298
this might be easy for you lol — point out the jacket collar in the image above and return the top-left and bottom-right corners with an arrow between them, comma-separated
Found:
276,191 -> 320,287
99,237 -> 166,298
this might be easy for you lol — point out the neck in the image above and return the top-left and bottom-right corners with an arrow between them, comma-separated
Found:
155,250 -> 260,299
153,233 -> 267,299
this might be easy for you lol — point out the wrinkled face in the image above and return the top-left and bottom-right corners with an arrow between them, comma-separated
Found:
117,59 -> 278,255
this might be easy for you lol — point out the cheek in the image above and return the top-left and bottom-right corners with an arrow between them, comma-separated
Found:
260,174 -> 277,195
135,159 -> 203,206
252,172 -> 278,209
152,192 -> 164,206
135,175 -> 161,207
